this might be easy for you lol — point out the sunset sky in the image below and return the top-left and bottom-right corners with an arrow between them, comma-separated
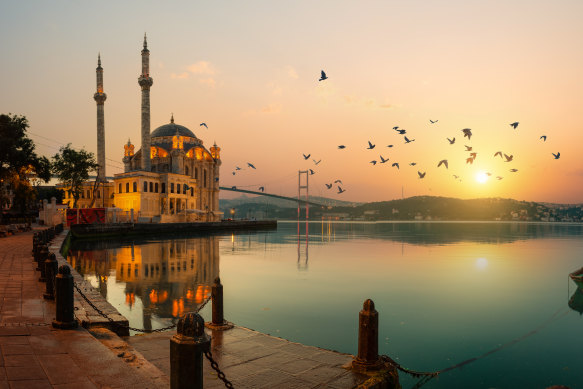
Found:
1,0 -> 582,203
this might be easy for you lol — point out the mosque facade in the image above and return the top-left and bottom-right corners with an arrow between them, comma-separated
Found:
60,35 -> 222,222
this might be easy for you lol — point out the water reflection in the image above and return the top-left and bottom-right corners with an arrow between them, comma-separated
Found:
569,287 -> 583,315
68,236 -> 219,330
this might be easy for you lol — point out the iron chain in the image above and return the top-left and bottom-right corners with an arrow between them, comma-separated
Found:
204,350 -> 234,389
73,281 -> 211,333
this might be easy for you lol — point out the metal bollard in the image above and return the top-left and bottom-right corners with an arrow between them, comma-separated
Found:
170,312 -> 211,389
37,245 -> 48,280
43,253 -> 59,300
52,265 -> 78,329
352,299 -> 383,371
205,277 -> 234,330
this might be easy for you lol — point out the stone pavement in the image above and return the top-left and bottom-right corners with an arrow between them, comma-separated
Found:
128,326 -> 372,389
0,227 -> 168,389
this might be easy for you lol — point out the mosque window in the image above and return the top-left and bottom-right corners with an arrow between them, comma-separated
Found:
203,170 -> 207,188
190,187 -> 193,196
155,183 -> 159,193
171,183 -> 174,193
143,182 -> 148,192
161,183 -> 166,193
183,184 -> 188,194
133,182 -> 137,192
126,183 -> 129,193
177,184 -> 181,194
185,165 -> 189,176
149,182 -> 153,192
81,191 -> 84,199
97,191 -> 101,199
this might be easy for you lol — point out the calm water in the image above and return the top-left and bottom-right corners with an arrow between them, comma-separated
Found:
67,221 -> 583,389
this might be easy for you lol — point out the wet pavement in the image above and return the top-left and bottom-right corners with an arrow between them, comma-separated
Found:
128,326 -> 370,389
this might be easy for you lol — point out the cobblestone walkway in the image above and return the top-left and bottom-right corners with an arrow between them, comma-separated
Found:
0,228 -> 168,388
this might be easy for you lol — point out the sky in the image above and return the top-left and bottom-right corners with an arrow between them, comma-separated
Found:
1,0 -> 582,204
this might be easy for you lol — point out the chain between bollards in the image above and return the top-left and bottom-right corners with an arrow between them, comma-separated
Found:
204,350 -> 234,389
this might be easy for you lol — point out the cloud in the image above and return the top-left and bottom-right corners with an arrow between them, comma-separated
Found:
286,66 -> 299,79
188,61 -> 216,75
199,78 -> 216,88
379,103 -> 394,109
267,82 -> 282,96
261,103 -> 282,114
171,72 -> 189,79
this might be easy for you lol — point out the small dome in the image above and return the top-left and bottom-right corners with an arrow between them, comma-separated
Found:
151,122 -> 196,139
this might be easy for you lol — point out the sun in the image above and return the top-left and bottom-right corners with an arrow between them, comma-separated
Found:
475,171 -> 489,184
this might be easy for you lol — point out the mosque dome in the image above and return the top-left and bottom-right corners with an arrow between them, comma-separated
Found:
151,116 -> 196,139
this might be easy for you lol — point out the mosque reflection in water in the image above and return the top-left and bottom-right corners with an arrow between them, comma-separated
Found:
67,237 -> 219,329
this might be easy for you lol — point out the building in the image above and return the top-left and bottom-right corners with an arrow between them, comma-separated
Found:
61,35 -> 222,222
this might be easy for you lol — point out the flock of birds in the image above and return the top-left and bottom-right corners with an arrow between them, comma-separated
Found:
220,69 -> 561,196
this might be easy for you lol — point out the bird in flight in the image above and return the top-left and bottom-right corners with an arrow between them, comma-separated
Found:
465,145 -> 472,151
552,152 -> 560,159
337,186 -> 346,194
392,163 -> 399,169
379,155 -> 389,164
235,166 -> 242,170
404,136 -> 415,144
319,70 -> 328,81
504,154 -> 513,162
309,169 -> 315,175
258,186 -> 265,192
370,160 -> 377,165
338,145 -> 346,149
485,172 -> 492,176
393,126 -> 399,130
437,160 -> 448,169
313,159 -> 321,165
200,123 -> 208,129
232,171 -> 235,175
496,176 -> 503,180
303,153 -> 311,160
447,137 -> 455,145
387,144 -> 394,148
247,163 -> 256,169
367,141 -> 375,150
395,129 -> 406,135
418,171 -> 426,179
462,128 -> 472,139
509,169 -> 518,173
430,119 -> 438,124
540,135 -> 547,141
466,157 -> 474,165
409,162 -> 417,166
453,175 -> 459,179
334,179 -> 343,184
510,122 -> 519,129
469,152 -> 477,160
494,151 -> 503,158
325,183 -> 333,189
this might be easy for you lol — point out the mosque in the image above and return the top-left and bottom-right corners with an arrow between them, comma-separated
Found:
61,35 -> 222,223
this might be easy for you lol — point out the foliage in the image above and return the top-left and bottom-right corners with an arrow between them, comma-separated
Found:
52,144 -> 99,208
0,114 -> 52,213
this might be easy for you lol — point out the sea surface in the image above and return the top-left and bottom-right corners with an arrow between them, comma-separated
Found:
67,221 -> 583,389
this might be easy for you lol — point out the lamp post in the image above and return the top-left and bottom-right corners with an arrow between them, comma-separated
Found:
230,208 -> 235,220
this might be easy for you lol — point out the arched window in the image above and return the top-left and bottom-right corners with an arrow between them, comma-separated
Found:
133,182 -> 137,192
190,187 -> 193,196
171,183 -> 174,193
143,181 -> 148,192
155,183 -> 159,193
118,184 -> 122,193
177,184 -> 181,194
149,182 -> 153,192
126,183 -> 129,193
183,184 -> 188,194
161,183 -> 166,193
97,190 -> 101,199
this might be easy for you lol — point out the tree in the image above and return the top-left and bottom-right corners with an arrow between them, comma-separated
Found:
52,144 -> 99,208
0,114 -> 51,213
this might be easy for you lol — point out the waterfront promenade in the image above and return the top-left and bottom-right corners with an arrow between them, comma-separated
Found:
0,227 -> 398,388
0,228 -> 168,388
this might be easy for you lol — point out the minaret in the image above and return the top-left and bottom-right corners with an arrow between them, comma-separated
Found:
94,53 -> 107,181
138,33 -> 153,171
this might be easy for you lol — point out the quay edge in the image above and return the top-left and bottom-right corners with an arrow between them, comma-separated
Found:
69,219 -> 277,239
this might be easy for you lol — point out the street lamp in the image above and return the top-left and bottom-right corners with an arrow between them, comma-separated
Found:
230,208 -> 235,220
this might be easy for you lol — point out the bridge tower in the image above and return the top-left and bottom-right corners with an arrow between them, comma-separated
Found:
298,170 -> 309,220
